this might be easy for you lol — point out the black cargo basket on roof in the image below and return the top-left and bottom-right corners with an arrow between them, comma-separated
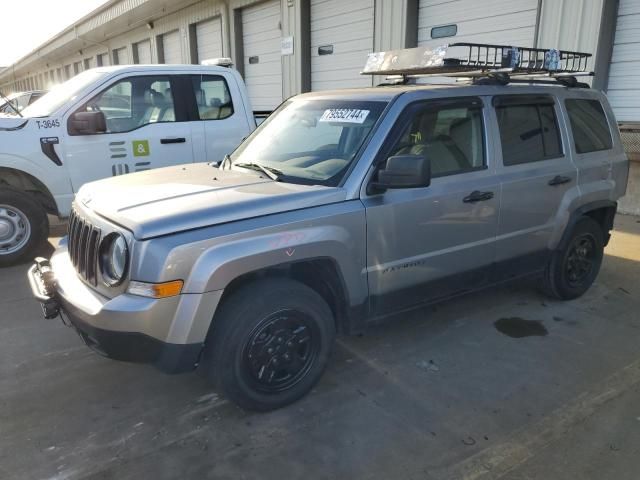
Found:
361,42 -> 593,78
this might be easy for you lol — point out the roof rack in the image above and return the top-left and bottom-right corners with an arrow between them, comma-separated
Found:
361,43 -> 593,86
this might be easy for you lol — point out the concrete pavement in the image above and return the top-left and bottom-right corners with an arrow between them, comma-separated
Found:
1,215 -> 639,480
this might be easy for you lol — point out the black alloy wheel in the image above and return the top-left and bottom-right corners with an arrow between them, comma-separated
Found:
242,310 -> 320,393
204,278 -> 335,411
542,216 -> 604,300
564,234 -> 597,288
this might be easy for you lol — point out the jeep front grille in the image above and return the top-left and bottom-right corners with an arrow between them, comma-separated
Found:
67,209 -> 101,286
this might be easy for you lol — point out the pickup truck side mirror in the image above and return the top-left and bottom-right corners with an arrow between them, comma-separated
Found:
68,111 -> 107,135
371,154 -> 431,192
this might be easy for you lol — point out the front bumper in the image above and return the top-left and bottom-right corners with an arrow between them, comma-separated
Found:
28,250 -> 220,374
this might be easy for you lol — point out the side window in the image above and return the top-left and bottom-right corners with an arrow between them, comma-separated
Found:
191,75 -> 234,120
495,98 -> 563,166
16,94 -> 31,111
565,99 -> 613,154
83,75 -> 175,134
28,93 -> 44,105
385,100 -> 485,177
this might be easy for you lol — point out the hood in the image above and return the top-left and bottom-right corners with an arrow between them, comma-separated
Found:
0,117 -> 28,131
77,163 -> 347,239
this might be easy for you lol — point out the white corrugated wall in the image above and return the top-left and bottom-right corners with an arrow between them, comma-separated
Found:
607,0 -> 640,123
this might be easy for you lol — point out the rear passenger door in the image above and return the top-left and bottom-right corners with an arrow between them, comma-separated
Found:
189,74 -> 253,163
492,94 -> 577,279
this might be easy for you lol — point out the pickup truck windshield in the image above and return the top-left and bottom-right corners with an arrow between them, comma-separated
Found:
231,99 -> 386,185
21,70 -> 107,118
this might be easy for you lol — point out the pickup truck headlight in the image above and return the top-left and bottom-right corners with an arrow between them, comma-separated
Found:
100,233 -> 128,286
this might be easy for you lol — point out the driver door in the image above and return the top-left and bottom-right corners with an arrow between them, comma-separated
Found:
361,98 -> 500,316
61,74 -> 195,192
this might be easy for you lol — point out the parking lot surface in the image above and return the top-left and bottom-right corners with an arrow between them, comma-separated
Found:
1,216 -> 640,480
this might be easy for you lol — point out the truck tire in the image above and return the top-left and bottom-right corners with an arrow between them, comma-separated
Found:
204,278 -> 336,411
0,188 -> 49,267
542,217 -> 604,300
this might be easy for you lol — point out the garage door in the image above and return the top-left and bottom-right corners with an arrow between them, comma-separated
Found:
113,47 -> 129,65
163,30 -> 182,64
418,0 -> 538,49
196,17 -> 223,63
607,0 -> 640,123
97,53 -> 109,67
310,0 -> 374,91
242,0 -> 282,111
136,39 -> 152,64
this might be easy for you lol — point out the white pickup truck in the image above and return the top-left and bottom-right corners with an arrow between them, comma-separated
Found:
0,64 -> 257,265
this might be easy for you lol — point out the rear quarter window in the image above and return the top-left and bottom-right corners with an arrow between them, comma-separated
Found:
565,99 -> 613,154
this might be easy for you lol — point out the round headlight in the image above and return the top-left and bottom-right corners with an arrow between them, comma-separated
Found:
100,233 -> 128,285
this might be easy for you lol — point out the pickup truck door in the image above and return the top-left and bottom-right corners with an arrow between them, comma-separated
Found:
61,73 -> 195,192
362,98 -> 500,316
189,73 -> 255,163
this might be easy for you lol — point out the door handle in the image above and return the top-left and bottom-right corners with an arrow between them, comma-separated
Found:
160,137 -> 186,144
463,190 -> 494,203
548,175 -> 572,186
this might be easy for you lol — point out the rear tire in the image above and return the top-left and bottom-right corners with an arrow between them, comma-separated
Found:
0,188 -> 49,267
542,217 -> 604,300
204,278 -> 335,411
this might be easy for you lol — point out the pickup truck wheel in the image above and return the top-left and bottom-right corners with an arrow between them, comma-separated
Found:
542,217 -> 604,300
0,189 -> 48,267
205,278 -> 335,411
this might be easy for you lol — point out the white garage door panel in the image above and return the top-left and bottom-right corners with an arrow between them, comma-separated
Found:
611,43 -> 640,64
418,0 -> 537,48
137,40 -> 152,64
311,0 -> 374,91
607,92 -> 640,109
197,17 -> 223,62
163,30 -> 182,64
242,0 -> 282,111
607,0 -> 640,122
619,0 -> 640,15
115,47 -> 129,65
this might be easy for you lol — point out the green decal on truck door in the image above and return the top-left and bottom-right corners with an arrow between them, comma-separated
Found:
132,140 -> 150,157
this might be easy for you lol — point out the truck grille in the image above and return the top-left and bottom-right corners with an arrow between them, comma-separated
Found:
67,209 -> 102,286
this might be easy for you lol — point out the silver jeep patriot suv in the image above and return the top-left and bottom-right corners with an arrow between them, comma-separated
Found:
29,45 -> 630,411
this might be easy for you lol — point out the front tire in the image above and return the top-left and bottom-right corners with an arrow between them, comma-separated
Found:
0,188 -> 49,267
542,217 -> 604,300
204,278 -> 336,411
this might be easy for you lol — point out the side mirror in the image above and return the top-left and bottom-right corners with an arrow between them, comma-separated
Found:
68,111 -> 107,135
371,154 -> 431,191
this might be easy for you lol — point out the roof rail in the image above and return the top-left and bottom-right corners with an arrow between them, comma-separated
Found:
361,43 -> 593,84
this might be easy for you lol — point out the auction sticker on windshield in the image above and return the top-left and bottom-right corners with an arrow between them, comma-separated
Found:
319,109 -> 370,124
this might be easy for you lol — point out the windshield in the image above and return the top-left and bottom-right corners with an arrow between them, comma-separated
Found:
230,99 -> 387,185
21,70 -> 107,118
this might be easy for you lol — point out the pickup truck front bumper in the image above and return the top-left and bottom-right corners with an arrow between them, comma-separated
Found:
28,250 -> 216,374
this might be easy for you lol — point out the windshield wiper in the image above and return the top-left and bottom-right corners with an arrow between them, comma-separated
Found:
0,90 -> 22,117
235,162 -> 282,181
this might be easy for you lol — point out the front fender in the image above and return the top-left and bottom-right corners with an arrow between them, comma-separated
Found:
0,150 -> 71,215
186,223 -> 367,305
